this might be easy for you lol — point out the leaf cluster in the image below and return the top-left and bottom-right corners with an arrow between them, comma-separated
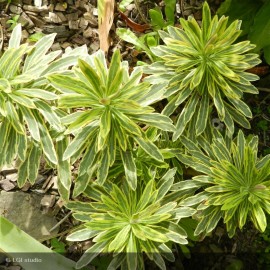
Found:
217,0 -> 270,64
1,3 -> 270,270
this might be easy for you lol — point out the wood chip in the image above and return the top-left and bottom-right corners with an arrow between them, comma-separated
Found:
40,195 -> 56,208
0,179 -> 15,191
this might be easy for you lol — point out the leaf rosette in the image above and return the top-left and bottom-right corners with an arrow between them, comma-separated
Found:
48,50 -> 175,195
0,24 -> 87,189
176,130 -> 270,238
144,2 -> 261,140
66,169 -> 195,270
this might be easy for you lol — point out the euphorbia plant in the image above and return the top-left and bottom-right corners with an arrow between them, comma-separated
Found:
175,130 -> 270,238
0,24 -> 87,193
48,49 -> 175,196
144,2 -> 261,140
66,169 -> 196,270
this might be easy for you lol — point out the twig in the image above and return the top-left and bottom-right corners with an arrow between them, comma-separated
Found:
258,87 -> 270,93
134,0 -> 148,24
39,224 -> 83,243
179,0 -> 185,17
0,169 -> 17,177
0,25 -> 3,52
49,211 -> 72,232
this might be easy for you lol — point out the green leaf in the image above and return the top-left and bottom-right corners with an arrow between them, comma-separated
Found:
195,93 -> 209,136
28,143 -> 41,184
8,23 -> 22,49
67,228 -> 99,242
116,28 -> 153,60
112,108 -> 142,136
108,225 -> 131,252
56,138 -> 71,200
0,216 -> 78,270
248,1 -> 270,50
136,180 -> 154,212
9,93 -> 36,109
78,59 -> 103,98
16,89 -> 58,100
6,100 -> 24,134
164,0 -> 176,24
134,135 -> 164,162
0,78 -> 11,93
173,93 -> 199,141
218,0 -> 262,37
121,150 -> 137,190
96,147 -> 110,185
149,8 -> 165,29
263,45 -> 270,65
0,44 -> 28,79
126,234 -> 137,270
35,100 -> 62,132
23,33 -> 56,72
63,123 -> 98,160
37,115 -> 58,164
132,113 -> 175,132
107,50 -> 122,95
48,74 -> 96,96
19,106 -> 40,141
17,158 -> 29,188
252,203 -> 267,232
100,106 -> 111,139
137,225 -> 169,242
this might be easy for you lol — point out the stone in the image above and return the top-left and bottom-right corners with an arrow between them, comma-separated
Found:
21,29 -> 29,40
65,12 -> 78,21
79,17 -> 88,30
83,26 -> 93,38
34,0 -> 42,7
55,12 -> 67,22
50,42 -> 61,51
40,194 -> 56,207
89,41 -> 99,52
47,3 -> 54,12
51,175 -> 58,190
61,41 -> 72,49
69,20 -> 79,30
24,10 -> 36,16
92,7 -> 98,16
18,12 -> 35,28
71,35 -> 89,45
10,0 -> 22,4
55,2 -> 67,11
0,191 -> 59,240
83,4 -> 90,12
5,173 -> 17,182
21,182 -> 31,191
75,0 -> 87,11
0,179 -> 15,191
44,12 -> 62,23
23,5 -> 48,12
9,4 -> 23,14
83,12 -> 98,27
28,14 -> 45,27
